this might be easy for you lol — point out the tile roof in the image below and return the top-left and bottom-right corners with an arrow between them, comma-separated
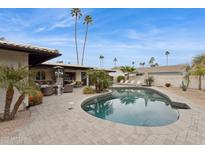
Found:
42,62 -> 93,69
0,40 -> 60,55
40,62 -> 116,72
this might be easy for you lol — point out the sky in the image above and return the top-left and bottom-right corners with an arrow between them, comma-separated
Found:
0,8 -> 205,68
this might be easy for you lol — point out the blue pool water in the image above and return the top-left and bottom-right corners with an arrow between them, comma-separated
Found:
82,88 -> 179,127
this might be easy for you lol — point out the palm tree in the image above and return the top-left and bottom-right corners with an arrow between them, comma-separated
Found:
99,55 -> 104,68
113,57 -> 117,67
120,66 -> 136,80
87,70 -> 111,93
0,65 -> 37,121
139,62 -> 145,67
149,57 -> 156,67
81,15 -> 93,65
132,61 -> 135,67
165,51 -> 170,66
71,8 -> 82,65
191,54 -> 205,90
154,63 -> 159,67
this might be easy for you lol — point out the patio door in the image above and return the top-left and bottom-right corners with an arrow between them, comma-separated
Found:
81,72 -> 87,85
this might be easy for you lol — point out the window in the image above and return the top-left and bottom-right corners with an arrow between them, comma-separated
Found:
64,72 -> 76,81
36,71 -> 46,81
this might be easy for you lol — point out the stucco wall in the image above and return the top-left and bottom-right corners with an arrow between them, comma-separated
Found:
109,70 -> 125,83
30,68 -> 54,81
31,67 -> 87,82
130,74 -> 205,90
0,49 -> 29,114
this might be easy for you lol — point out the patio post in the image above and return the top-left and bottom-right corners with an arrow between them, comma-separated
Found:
86,74 -> 89,86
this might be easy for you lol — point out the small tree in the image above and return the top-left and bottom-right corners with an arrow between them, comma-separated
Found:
117,75 -> 125,82
0,65 -> 37,121
191,54 -> 205,90
149,57 -> 158,67
120,66 -> 136,80
191,64 -> 205,90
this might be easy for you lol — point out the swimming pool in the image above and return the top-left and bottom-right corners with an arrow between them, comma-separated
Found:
82,87 -> 179,127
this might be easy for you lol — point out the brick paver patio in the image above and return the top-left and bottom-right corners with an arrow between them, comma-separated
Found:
0,86 -> 205,144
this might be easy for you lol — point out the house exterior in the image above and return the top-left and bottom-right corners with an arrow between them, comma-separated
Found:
0,40 -> 61,113
109,68 -> 125,83
128,64 -> 204,89
132,65 -> 187,87
30,62 -> 93,86
31,62 -> 116,86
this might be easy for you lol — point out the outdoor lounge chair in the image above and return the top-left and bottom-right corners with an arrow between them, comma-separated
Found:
124,80 -> 129,84
135,81 -> 142,86
63,84 -> 73,93
41,86 -> 55,96
128,80 -> 135,84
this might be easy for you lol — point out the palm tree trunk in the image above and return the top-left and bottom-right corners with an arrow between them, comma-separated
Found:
75,16 -> 79,64
199,75 -> 202,90
166,55 -> 168,66
81,24 -> 89,65
3,85 -> 14,120
102,59 -> 104,68
127,73 -> 129,80
10,94 -> 25,120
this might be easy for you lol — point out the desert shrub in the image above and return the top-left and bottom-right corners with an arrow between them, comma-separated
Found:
83,86 -> 95,94
181,81 -> 188,91
145,76 -> 154,86
29,91 -> 43,106
117,75 -> 125,82
165,83 -> 171,87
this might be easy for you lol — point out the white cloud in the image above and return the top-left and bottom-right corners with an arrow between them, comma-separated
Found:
48,17 -> 74,30
34,15 -> 74,33
34,27 -> 47,33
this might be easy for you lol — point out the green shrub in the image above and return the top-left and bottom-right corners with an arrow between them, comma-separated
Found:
87,70 -> 112,93
165,83 -> 171,87
117,75 -> 125,82
83,86 -> 95,94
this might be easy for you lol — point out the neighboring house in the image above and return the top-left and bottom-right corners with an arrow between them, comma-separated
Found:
109,68 -> 125,83
0,40 -> 61,113
128,64 -> 204,89
133,65 -> 187,87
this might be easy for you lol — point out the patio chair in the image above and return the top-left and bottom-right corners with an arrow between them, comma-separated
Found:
123,80 -> 130,84
63,84 -> 73,93
129,80 -> 135,84
135,81 -> 142,86
41,86 -> 55,96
